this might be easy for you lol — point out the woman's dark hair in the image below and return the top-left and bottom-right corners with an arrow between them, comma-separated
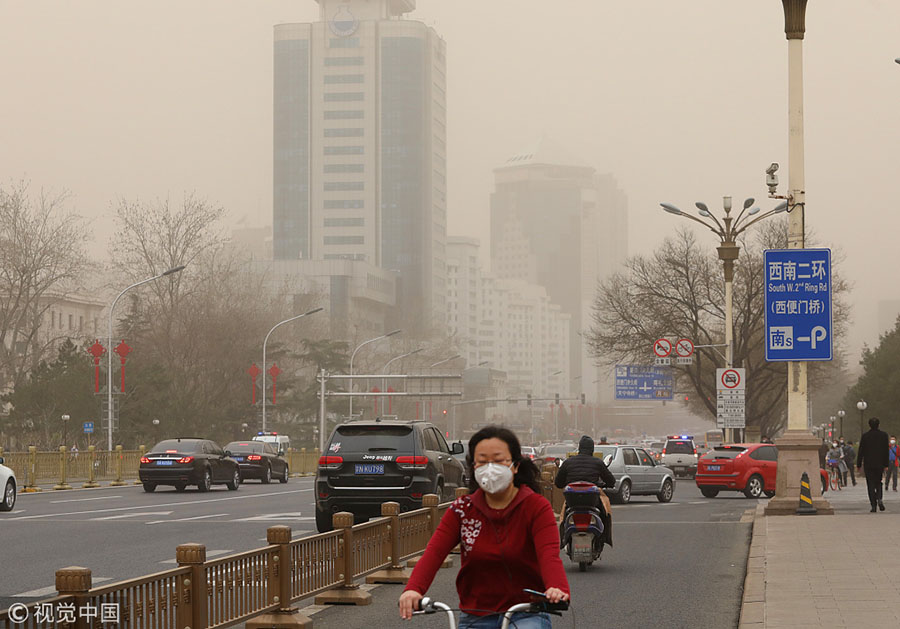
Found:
466,425 -> 541,493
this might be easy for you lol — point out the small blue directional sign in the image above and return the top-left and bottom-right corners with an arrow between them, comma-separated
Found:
764,248 -> 832,362
83,421 -> 94,434
615,365 -> 673,400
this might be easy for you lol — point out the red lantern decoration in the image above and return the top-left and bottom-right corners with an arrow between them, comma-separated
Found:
114,340 -> 132,393
248,364 -> 261,404
268,364 -> 282,405
87,340 -> 106,393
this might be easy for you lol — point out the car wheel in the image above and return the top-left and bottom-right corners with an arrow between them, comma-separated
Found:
315,508 -> 333,533
142,483 -> 157,493
175,483 -> 186,492
578,561 -> 588,572
616,480 -> 632,504
744,474 -> 764,499
764,490 -> 776,498
657,479 -> 674,503
226,468 -> 241,491
700,487 -> 719,498
279,465 -> 289,483
0,480 -> 16,511
198,468 -> 212,492
435,481 -> 445,502
261,465 -> 272,484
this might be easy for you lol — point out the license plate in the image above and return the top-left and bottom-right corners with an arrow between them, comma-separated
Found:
355,464 -> 384,475
156,460 -> 174,466
234,457 -> 244,462
707,465 -> 721,471
573,533 -> 592,553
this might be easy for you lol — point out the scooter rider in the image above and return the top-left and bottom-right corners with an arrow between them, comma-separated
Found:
554,435 -> 616,543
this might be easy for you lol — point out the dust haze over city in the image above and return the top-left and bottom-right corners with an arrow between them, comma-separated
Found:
1,0 -> 899,424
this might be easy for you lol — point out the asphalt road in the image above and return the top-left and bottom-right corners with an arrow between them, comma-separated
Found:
1,480 -> 755,628
0,476 -> 318,610
306,482 -> 755,629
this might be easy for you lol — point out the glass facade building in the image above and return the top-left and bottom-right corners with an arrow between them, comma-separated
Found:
273,0 -> 446,331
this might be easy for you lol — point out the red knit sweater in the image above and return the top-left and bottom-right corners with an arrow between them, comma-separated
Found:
404,485 -> 570,616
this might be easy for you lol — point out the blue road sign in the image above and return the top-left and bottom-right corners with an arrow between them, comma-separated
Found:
615,365 -> 673,400
764,248 -> 832,362
83,422 -> 94,434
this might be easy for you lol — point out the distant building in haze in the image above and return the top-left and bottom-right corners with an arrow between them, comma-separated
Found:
272,0 -> 447,333
490,137 -> 628,403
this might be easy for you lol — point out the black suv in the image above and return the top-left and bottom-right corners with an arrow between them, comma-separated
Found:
315,420 -> 466,532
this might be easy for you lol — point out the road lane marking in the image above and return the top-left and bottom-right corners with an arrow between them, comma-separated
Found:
159,550 -> 233,565
688,501 -> 707,504
92,511 -> 173,520
14,579 -> 112,598
5,488 -> 312,521
51,495 -> 123,504
146,513 -> 230,525
232,512 -> 310,522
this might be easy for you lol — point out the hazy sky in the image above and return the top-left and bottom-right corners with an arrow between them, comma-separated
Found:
1,1 -> 898,363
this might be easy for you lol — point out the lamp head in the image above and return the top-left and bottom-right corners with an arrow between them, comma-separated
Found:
660,203 -> 683,215
695,201 -> 709,213
305,307 -> 324,316
385,329 -> 402,338
723,196 -> 732,212
743,197 -> 755,210
746,207 -> 761,216
773,201 -> 789,213
163,265 -> 186,276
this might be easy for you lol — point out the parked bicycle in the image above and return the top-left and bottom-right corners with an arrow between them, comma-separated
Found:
413,590 -> 569,629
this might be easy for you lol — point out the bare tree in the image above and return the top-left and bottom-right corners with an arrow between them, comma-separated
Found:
0,182 -> 91,391
587,220 -> 850,437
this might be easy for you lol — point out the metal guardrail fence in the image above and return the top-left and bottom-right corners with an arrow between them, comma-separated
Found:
0,492 -> 471,629
0,446 -> 321,489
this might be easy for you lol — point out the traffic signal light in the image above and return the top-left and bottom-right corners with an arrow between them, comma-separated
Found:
555,393 -> 560,405
527,393 -> 532,406
580,393 -> 586,405
442,409 -> 447,416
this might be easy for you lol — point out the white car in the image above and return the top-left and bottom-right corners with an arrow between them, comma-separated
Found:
0,455 -> 16,511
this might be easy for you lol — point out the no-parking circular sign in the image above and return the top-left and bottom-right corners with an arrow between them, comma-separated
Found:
653,339 -> 672,358
719,368 -> 744,390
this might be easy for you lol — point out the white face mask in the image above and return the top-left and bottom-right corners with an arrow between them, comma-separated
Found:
832,444 -> 839,449
892,441 -> 897,445
474,462 -> 514,494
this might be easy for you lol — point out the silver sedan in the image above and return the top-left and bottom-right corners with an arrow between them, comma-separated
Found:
593,445 -> 676,504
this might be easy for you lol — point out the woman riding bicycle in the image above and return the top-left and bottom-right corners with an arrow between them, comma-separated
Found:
826,441 -> 847,488
398,425 -> 570,628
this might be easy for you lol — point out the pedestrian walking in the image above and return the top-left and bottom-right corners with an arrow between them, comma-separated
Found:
826,441 -> 847,488
842,440 -> 857,486
886,437 -> 900,492
856,417 -> 890,512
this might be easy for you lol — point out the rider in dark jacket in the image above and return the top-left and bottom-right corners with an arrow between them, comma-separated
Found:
555,435 -> 616,546
555,435 -> 617,489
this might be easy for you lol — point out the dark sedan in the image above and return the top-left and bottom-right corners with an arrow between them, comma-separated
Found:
139,438 -> 241,492
223,441 -> 289,484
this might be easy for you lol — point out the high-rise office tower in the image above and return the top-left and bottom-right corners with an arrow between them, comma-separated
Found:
491,137 -> 628,402
273,0 -> 447,332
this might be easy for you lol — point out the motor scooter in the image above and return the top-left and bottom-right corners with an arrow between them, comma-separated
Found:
560,481 -> 609,571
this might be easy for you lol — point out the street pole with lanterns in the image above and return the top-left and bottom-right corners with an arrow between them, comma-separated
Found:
151,419 -> 159,446
348,330 -> 401,418
381,348 -> 423,415
837,409 -> 846,438
261,307 -> 323,432
107,265 -> 185,451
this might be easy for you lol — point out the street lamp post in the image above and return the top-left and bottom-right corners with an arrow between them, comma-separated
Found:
381,348 -> 423,415
152,419 -> 159,446
429,354 -> 460,369
857,400 -> 868,439
661,197 -> 788,443
261,307 -> 324,431
348,330 -> 401,417
107,265 -> 185,451
61,414 -> 70,450
837,409 -> 846,438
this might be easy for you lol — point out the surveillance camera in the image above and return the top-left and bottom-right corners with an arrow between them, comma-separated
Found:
766,162 -> 779,175
765,163 -> 779,194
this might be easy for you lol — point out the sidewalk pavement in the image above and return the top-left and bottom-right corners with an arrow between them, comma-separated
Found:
741,479 -> 900,628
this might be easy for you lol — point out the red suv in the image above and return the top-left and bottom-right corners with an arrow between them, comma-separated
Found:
696,444 -> 778,499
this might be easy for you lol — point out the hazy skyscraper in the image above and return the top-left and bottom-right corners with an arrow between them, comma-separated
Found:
491,137 -> 628,402
273,0 -> 447,331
